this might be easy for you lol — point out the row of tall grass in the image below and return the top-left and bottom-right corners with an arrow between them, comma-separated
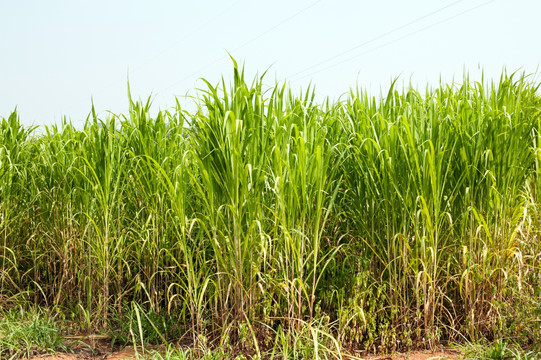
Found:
1,64 -> 540,357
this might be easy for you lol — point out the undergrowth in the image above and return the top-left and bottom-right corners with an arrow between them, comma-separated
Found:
0,306 -> 66,359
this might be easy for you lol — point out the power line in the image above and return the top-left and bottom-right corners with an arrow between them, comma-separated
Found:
90,0 -> 243,97
287,0 -> 467,81
291,0 -> 496,83
155,0 -> 323,96
134,0 -> 244,71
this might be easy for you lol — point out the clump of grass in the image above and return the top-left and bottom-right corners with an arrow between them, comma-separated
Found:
143,345 -> 230,360
0,306 -> 66,359
108,302 -> 184,347
461,340 -> 540,360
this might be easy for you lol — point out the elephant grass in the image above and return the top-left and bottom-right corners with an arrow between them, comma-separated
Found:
0,66 -> 540,357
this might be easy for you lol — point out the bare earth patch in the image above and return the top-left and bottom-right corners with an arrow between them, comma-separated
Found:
387,351 -> 461,359
28,348 -> 462,360
26,346 -> 137,360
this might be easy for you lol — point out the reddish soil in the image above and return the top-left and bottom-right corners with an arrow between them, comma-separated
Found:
28,348 -> 462,360
27,346 -> 137,360
371,351 -> 461,359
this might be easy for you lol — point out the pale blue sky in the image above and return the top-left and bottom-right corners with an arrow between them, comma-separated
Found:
1,0 -> 540,127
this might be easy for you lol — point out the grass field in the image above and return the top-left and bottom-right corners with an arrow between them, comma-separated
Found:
1,63 -> 540,359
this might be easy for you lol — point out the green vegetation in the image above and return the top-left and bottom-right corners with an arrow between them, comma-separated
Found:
461,340 -> 540,360
1,63 -> 540,358
0,306 -> 66,359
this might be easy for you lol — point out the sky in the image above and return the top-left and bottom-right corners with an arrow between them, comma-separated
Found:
1,0 -> 540,127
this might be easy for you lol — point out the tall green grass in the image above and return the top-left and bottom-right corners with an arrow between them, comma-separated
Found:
0,65 -> 540,356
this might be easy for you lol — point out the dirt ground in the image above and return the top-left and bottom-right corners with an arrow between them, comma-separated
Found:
368,351 -> 461,360
27,347 -> 462,360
